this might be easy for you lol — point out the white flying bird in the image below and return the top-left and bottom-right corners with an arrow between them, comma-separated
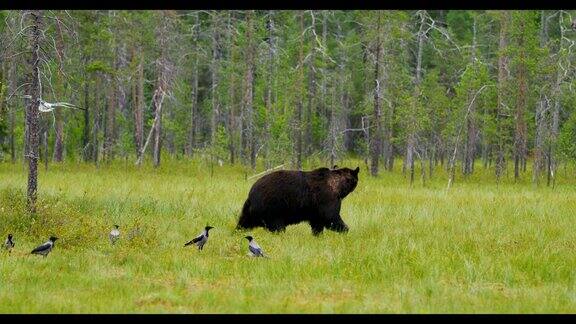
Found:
38,99 -> 83,112
22,95 -> 84,112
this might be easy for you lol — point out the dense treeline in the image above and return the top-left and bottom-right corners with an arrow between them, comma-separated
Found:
1,10 -> 576,187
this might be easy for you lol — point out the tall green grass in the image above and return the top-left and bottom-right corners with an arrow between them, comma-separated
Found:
0,158 -> 575,313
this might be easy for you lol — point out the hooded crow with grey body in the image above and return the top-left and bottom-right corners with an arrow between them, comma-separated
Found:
244,235 -> 266,257
4,234 -> 14,254
184,226 -> 214,250
109,225 -> 120,245
31,236 -> 58,258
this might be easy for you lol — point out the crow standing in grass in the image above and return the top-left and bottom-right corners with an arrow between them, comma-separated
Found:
109,225 -> 120,245
31,236 -> 59,258
4,234 -> 14,254
244,236 -> 266,257
184,226 -> 214,250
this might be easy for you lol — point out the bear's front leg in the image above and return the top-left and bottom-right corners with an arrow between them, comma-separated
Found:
318,201 -> 349,234
264,218 -> 286,233
326,217 -> 349,233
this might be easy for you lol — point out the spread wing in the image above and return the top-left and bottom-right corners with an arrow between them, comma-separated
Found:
184,234 -> 203,247
31,242 -> 51,254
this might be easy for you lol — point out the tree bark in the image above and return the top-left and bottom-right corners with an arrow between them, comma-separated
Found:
263,10 -> 275,169
152,11 -> 171,168
408,11 -> 426,185
53,17 -> 66,162
25,10 -> 43,213
496,11 -> 510,182
82,67 -> 91,162
305,13 -> 316,157
133,46 -> 144,160
245,11 -> 256,169
104,73 -> 116,161
514,14 -> 528,180
295,11 -> 305,170
370,12 -> 383,177
186,12 -> 200,158
210,11 -> 220,147
7,50 -> 16,163
533,10 -> 548,184
463,16 -> 478,176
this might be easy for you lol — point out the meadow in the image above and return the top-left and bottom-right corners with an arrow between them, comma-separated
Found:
0,158 -> 575,313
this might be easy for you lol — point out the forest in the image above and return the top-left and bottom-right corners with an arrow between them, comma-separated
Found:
1,10 -> 575,313
2,11 -> 576,186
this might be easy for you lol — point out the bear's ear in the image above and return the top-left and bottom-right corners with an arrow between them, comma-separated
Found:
353,167 -> 360,176
332,165 -> 338,170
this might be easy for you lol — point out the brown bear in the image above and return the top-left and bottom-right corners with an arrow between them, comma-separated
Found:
236,165 -> 359,235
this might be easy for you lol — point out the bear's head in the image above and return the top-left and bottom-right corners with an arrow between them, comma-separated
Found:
329,166 -> 360,199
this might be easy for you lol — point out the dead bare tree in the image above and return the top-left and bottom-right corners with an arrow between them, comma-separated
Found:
548,10 -> 574,187
135,11 -> 174,167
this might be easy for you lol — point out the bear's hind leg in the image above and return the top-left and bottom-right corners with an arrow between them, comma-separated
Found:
309,220 -> 325,236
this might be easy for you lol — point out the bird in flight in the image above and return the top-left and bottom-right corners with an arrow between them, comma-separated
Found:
21,95 -> 85,112
184,226 -> 214,250
31,236 -> 59,258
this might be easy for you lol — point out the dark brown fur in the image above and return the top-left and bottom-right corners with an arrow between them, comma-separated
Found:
236,166 -> 360,235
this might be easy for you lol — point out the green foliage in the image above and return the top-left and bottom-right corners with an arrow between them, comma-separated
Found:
3,9 -> 576,181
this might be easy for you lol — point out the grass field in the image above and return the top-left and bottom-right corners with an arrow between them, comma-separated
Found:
0,158 -> 575,313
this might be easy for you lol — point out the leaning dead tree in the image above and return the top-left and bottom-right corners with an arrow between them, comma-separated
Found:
25,10 -> 43,212
135,11 -> 174,167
